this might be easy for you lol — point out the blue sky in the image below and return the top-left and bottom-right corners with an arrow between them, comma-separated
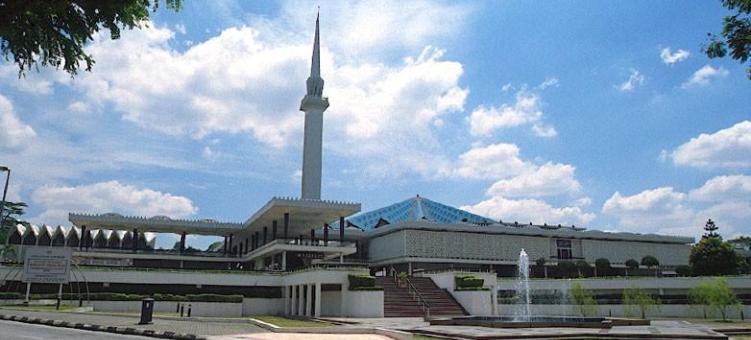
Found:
1,1 -> 749,249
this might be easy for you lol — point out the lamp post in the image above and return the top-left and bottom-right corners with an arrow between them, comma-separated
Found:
0,166 -> 9,231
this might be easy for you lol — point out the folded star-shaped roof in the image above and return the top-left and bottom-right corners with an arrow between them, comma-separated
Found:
344,195 -> 494,231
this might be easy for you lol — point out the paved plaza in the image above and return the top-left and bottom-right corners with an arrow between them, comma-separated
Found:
0,308 -> 265,337
3,308 -> 751,339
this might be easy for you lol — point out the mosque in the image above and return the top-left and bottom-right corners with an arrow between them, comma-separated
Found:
1,15 -> 693,318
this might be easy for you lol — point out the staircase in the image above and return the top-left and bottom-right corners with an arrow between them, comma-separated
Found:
376,276 -> 467,317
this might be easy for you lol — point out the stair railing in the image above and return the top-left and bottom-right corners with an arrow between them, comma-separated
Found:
405,277 -> 431,320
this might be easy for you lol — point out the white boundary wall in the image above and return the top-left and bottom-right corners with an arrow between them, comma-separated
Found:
242,298 -> 283,316
497,303 -> 751,319
420,271 -> 498,316
91,300 -> 243,317
340,290 -> 383,317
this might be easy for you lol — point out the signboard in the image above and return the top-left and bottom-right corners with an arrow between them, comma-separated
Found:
23,247 -> 72,284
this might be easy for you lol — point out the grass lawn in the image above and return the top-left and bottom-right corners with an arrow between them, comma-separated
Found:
252,315 -> 331,327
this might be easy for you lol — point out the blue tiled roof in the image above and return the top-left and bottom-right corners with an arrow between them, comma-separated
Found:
342,196 -> 495,231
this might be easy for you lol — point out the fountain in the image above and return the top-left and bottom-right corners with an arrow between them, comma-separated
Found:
428,248 -> 651,329
515,248 -> 531,321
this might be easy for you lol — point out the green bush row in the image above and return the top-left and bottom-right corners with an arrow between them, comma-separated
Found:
0,292 -> 243,302
455,275 -> 484,289
455,286 -> 490,291
350,286 -> 384,291
348,274 -> 377,291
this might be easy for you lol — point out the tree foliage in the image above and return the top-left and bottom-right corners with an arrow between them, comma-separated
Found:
690,278 -> 740,321
1,201 -> 27,228
0,0 -> 182,77
690,236 -> 742,275
595,258 -> 611,277
704,0 -> 751,79
623,286 -> 660,319
570,282 -> 597,317
641,255 -> 659,268
703,218 -> 720,239
625,259 -> 639,269
557,261 -> 577,278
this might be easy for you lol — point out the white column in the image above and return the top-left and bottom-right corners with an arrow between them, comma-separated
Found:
291,285 -> 298,316
298,285 -> 305,316
282,251 -> 287,271
284,286 -> 289,315
305,284 -> 312,317
314,282 -> 322,317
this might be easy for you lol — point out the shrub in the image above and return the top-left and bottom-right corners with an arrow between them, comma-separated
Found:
557,261 -> 577,278
185,294 -> 243,303
690,278 -> 740,321
595,258 -> 611,277
570,282 -> 597,317
0,292 -> 22,300
676,265 -> 692,277
348,274 -> 378,291
623,286 -> 660,318
455,275 -> 484,290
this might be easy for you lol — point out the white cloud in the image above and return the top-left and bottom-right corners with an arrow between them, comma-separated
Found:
67,101 -> 89,113
454,143 -> 530,180
31,180 -> 197,226
688,175 -> 751,202
602,187 -> 693,234
469,88 -> 556,138
603,176 -> 751,237
537,77 -> 559,90
0,94 -> 36,149
672,120 -> 751,168
462,196 -> 595,226
486,162 -> 581,198
660,47 -> 690,65
617,68 -> 644,92
682,65 -> 728,88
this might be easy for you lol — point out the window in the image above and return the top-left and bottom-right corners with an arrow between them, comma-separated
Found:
556,239 -> 572,259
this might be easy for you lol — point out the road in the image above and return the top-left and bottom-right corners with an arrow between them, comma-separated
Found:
0,320 -> 153,340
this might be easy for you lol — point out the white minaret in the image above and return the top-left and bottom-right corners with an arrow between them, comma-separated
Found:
300,12 -> 328,200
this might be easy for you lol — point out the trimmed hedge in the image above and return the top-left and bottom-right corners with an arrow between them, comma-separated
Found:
0,292 -> 244,302
455,275 -> 484,290
0,292 -> 22,299
348,274 -> 379,291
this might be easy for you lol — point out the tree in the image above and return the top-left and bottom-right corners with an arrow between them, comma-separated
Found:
0,0 -> 182,77
641,256 -> 660,276
0,201 -> 28,256
676,265 -> 692,277
557,261 -> 576,278
1,201 -> 27,228
575,260 -> 591,277
690,237 -> 742,275
623,286 -> 660,319
704,0 -> 751,79
595,258 -> 611,277
625,259 -> 640,276
535,257 -> 548,278
570,282 -> 597,317
690,278 -> 740,321
703,218 -> 720,239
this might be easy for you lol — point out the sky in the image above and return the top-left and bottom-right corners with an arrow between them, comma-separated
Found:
1,1 -> 749,249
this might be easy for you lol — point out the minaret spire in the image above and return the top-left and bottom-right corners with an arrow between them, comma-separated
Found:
305,10 -> 324,97
300,11 -> 329,200
311,10 -> 320,78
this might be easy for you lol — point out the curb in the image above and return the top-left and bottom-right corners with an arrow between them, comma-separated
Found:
0,313 -> 206,340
